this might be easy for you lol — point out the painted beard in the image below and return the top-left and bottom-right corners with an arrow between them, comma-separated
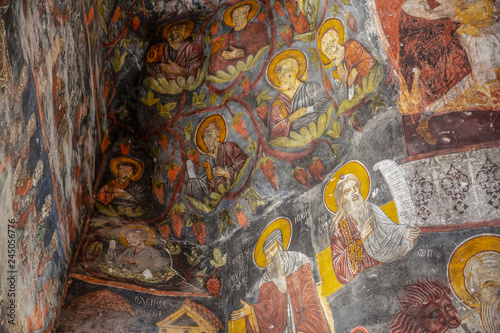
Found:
480,297 -> 500,333
344,194 -> 365,224
267,249 -> 287,293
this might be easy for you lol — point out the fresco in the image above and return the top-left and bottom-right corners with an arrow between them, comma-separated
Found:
0,0 -> 496,330
0,0 -> 95,332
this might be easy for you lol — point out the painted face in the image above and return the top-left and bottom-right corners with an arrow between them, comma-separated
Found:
321,29 -> 344,64
264,242 -> 279,265
168,24 -> 186,49
341,179 -> 361,204
416,296 -> 460,333
477,266 -> 500,306
276,58 -> 299,92
232,5 -> 250,31
126,232 -> 144,248
203,127 -> 220,155
117,164 -> 133,181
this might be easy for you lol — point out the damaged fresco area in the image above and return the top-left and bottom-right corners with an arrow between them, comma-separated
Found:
0,0 -> 490,331
0,0 -> 95,332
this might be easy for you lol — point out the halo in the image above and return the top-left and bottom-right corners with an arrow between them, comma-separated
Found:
119,224 -> 157,247
266,49 -> 308,89
317,18 -> 346,68
162,20 -> 195,40
253,217 -> 292,268
194,113 -> 228,155
447,234 -> 500,309
110,156 -> 144,182
223,0 -> 259,27
323,160 -> 371,213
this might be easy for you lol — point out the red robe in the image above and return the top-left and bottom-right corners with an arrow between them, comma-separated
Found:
208,141 -> 247,192
246,263 -> 329,332
330,215 -> 379,285
343,40 -> 378,87
209,22 -> 269,75
398,0 -> 471,106
146,41 -> 202,80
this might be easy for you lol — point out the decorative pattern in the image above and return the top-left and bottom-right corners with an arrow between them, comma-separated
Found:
476,157 -> 500,210
440,164 -> 470,215
409,170 -> 434,222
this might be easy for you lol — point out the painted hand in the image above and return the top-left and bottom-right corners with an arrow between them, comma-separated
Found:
360,216 -> 374,241
230,300 -> 252,321
289,107 -> 308,122
337,62 -> 348,84
403,226 -> 420,241
213,166 -> 230,179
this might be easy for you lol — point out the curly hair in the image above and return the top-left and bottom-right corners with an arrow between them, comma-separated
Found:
387,279 -> 452,333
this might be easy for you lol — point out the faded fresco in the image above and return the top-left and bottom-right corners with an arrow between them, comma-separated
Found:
0,0 -> 95,332
0,0 -> 498,331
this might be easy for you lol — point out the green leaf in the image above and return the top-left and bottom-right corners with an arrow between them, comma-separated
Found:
204,35 -> 211,45
276,39 -> 285,50
328,144 -> 342,159
308,48 -> 318,72
142,91 -> 160,106
110,49 -> 127,73
97,2 -> 108,35
371,92 -> 385,115
223,89 -> 235,103
256,87 -> 272,105
245,138 -> 256,156
157,102 -> 176,118
192,91 -> 207,107
328,4 -> 340,16
184,120 -> 194,141
209,93 -> 218,105
341,0 -> 351,5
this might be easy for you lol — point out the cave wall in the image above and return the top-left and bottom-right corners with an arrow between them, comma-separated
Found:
0,0 -> 95,332
16,0 -> 497,332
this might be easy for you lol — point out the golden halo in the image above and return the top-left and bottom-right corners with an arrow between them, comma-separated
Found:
223,0 -> 259,27
447,234 -> 500,309
266,49 -> 308,89
162,20 -> 195,40
119,224 -> 157,247
110,156 -> 144,182
194,113 -> 228,155
254,217 -> 292,268
323,160 -> 371,213
317,18 -> 346,68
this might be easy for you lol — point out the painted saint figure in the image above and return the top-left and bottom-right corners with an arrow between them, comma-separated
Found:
318,18 -> 377,100
209,0 -> 269,75
230,218 -> 330,332
194,114 -> 247,193
285,0 -> 317,34
266,49 -> 330,140
388,279 -> 461,333
324,161 -> 420,284
96,156 -> 148,215
106,226 -> 170,276
452,251 -> 500,333
146,20 -> 202,81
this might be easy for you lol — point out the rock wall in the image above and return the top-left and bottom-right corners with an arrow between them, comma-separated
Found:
0,0 -> 95,331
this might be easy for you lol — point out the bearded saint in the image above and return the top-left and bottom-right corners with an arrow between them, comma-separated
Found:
230,229 -> 329,332
452,251 -> 500,333
330,174 -> 420,284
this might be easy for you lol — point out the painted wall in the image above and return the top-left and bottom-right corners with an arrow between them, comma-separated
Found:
1,0 -> 497,332
0,0 -> 95,332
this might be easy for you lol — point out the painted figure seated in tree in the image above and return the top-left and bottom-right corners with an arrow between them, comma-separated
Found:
195,114 -> 248,193
318,18 -> 378,102
146,20 -> 202,81
266,49 -> 330,141
105,226 -> 171,278
209,0 -> 269,75
95,156 -> 149,217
